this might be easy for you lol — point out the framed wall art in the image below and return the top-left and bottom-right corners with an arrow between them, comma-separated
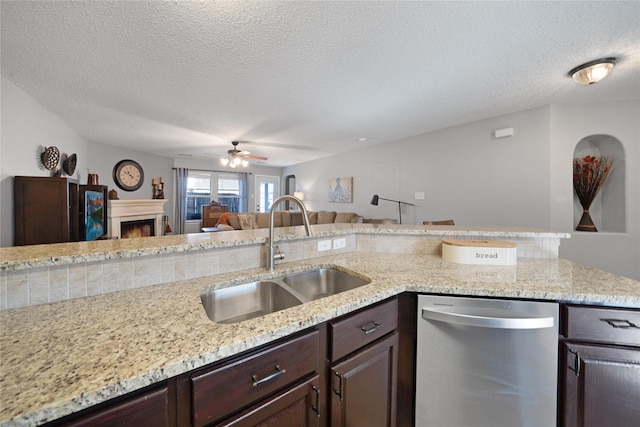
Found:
328,176 -> 353,203
79,185 -> 108,241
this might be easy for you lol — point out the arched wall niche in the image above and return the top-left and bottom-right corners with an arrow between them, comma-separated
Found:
573,134 -> 625,232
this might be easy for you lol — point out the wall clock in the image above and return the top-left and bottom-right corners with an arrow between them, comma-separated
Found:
113,159 -> 144,191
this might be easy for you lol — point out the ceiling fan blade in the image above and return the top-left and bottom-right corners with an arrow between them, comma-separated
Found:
225,141 -> 266,161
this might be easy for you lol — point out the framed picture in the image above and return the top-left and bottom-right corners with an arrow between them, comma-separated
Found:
79,185 -> 108,241
329,176 -> 353,203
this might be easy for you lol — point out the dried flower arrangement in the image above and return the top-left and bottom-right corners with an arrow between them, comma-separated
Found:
573,155 -> 613,231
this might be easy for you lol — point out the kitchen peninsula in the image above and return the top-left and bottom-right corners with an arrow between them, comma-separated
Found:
1,224 -> 638,426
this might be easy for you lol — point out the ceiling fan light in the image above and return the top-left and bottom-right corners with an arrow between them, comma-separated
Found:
241,159 -> 249,167
220,157 -> 229,166
232,157 -> 241,166
569,57 -> 618,85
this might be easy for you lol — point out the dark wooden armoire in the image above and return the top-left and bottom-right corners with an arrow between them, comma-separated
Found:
13,176 -> 79,245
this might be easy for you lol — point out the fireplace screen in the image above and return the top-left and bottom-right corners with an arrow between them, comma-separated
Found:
121,219 -> 155,239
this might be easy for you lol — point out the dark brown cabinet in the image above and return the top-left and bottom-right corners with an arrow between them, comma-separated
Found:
41,297 -> 401,427
55,383 -> 174,427
560,305 -> 640,427
202,204 -> 229,228
213,375 -> 321,427
329,298 -> 399,427
190,330 -> 321,427
330,333 -> 398,427
14,176 -> 79,245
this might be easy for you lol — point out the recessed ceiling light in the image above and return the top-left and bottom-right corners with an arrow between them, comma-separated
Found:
569,57 -> 618,85
357,137 -> 367,142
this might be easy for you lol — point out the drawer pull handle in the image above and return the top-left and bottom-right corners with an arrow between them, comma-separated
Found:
601,318 -> 639,329
311,385 -> 320,418
252,365 -> 286,387
361,321 -> 382,334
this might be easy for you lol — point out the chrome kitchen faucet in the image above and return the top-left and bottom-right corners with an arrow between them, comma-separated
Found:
267,195 -> 312,271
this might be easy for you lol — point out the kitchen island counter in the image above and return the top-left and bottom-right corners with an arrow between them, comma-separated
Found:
1,250 -> 638,426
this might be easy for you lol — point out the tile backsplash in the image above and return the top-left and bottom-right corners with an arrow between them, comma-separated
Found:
0,233 -> 558,310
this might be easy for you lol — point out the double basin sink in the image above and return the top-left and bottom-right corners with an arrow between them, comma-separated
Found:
201,268 -> 370,324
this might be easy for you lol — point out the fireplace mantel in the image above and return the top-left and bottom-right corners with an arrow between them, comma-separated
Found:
108,199 -> 168,239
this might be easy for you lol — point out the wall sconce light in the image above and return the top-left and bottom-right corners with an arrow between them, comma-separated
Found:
370,194 -> 416,224
569,57 -> 618,85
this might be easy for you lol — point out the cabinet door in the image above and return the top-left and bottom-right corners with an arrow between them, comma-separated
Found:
215,375 -> 321,427
14,176 -> 74,245
330,332 -> 398,427
562,342 -> 640,427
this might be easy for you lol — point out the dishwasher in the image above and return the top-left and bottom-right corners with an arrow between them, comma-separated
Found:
416,295 -> 559,427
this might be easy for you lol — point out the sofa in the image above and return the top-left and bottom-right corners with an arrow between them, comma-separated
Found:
214,211 -> 362,231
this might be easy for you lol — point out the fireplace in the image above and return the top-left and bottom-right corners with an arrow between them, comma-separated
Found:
121,219 -> 155,239
107,199 -> 168,239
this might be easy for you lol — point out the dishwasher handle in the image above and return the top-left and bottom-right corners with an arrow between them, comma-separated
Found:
422,306 -> 555,329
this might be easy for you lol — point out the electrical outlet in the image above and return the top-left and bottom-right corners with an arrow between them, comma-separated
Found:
333,238 -> 346,249
317,240 -> 332,252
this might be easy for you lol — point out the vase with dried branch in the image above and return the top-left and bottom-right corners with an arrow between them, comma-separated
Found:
573,155 -> 613,232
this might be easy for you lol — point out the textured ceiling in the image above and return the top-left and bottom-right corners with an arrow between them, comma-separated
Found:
1,1 -> 639,167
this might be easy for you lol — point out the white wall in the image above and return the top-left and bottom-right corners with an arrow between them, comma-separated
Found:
86,141 -> 175,231
1,76 -> 88,246
550,100 -> 640,280
284,106 -> 551,228
3,75 -> 637,279
0,76 -> 284,241
284,102 -> 639,280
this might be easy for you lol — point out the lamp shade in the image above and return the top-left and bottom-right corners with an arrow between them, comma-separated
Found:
371,194 -> 379,205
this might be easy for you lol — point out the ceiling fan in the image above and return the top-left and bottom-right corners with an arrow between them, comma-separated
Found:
221,141 -> 268,168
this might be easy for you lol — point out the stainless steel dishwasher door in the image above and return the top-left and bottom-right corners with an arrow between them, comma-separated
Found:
415,295 -> 559,427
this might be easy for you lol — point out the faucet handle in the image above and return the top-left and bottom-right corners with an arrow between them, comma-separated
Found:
273,245 -> 285,262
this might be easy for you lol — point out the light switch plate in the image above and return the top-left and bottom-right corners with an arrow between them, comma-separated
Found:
317,240 -> 332,252
333,238 -> 346,249
415,192 -> 425,200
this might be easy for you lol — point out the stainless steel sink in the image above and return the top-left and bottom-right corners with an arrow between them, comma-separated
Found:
282,268 -> 370,301
201,268 -> 370,323
201,281 -> 303,324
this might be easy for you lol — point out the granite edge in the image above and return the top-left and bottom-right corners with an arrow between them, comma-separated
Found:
0,226 -> 569,272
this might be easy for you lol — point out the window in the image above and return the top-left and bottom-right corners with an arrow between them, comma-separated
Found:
186,171 -> 212,220
218,174 -> 241,213
186,171 -> 244,220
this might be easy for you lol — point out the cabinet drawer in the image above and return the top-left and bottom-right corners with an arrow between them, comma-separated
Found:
214,375 -> 321,427
562,305 -> 640,347
330,298 -> 398,361
59,385 -> 170,427
191,330 -> 319,427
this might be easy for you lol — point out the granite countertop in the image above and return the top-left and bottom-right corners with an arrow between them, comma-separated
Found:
1,252 -> 638,426
0,224 -> 569,271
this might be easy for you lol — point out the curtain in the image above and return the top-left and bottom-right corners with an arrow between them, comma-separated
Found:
238,172 -> 249,212
174,167 -> 189,234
